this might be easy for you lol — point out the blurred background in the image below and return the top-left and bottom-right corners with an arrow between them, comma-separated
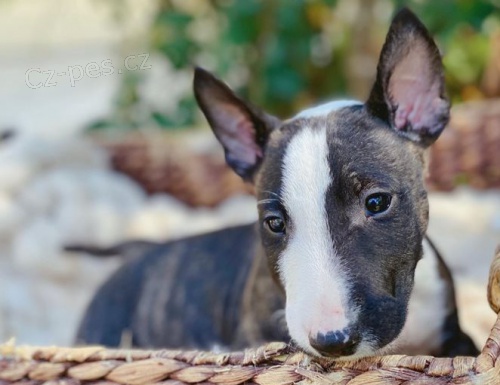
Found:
0,0 -> 499,350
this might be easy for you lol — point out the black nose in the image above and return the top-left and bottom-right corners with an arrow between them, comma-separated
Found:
309,328 -> 361,358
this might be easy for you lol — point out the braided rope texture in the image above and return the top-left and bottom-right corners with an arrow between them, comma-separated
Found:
1,249 -> 499,385
0,332 -> 498,385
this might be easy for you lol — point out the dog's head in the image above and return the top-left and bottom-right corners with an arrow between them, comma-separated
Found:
194,9 -> 449,359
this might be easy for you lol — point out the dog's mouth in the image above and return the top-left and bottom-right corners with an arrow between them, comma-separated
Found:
290,337 -> 382,361
287,318 -> 403,360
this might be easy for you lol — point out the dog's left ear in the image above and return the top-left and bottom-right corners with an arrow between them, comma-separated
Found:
194,67 -> 281,182
366,8 -> 449,147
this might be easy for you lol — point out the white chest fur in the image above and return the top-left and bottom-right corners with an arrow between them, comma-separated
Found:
387,240 -> 451,355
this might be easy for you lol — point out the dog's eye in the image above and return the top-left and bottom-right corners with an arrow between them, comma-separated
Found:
365,193 -> 392,215
266,216 -> 286,234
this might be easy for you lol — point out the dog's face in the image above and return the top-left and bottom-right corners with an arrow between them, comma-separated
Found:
194,9 -> 449,359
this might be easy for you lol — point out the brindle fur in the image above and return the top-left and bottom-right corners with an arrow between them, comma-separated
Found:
76,8 -> 478,357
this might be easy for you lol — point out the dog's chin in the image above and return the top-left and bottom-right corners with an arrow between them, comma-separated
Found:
294,339 -> 397,362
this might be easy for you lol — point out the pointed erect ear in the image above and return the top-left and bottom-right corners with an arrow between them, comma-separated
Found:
193,67 -> 281,181
366,8 -> 450,147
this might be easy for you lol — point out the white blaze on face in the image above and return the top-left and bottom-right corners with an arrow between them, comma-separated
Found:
279,125 -> 353,355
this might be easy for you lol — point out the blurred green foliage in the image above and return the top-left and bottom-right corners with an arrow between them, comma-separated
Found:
91,0 -> 500,131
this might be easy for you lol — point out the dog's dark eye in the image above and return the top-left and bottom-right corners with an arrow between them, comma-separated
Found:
365,193 -> 392,215
266,217 -> 286,234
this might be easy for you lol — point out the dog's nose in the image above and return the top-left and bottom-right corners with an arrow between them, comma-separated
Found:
309,329 -> 360,358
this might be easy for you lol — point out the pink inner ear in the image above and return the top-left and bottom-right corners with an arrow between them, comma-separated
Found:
390,42 -> 448,135
216,104 -> 263,165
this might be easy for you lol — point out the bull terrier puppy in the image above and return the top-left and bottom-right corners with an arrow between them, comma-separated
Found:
76,9 -> 478,359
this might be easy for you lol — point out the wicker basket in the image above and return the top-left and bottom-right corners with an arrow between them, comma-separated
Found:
1,247 -> 499,385
94,99 -> 500,207
427,99 -> 500,191
95,131 -> 254,208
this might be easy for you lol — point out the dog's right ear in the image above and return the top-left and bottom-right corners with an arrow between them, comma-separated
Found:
193,68 -> 281,182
